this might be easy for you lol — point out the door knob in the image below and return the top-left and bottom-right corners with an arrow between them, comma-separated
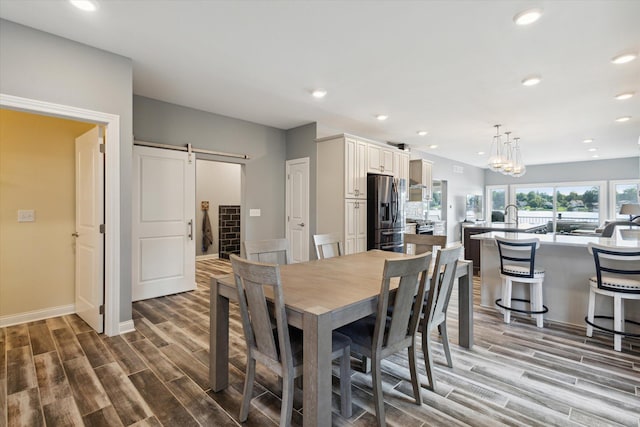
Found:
298,223 -> 305,227
71,232 -> 79,237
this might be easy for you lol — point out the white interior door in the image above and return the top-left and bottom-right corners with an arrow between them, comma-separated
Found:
286,158 -> 309,263
75,126 -> 104,333
132,146 -> 195,301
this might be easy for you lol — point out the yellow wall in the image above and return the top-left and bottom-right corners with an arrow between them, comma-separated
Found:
0,109 -> 94,317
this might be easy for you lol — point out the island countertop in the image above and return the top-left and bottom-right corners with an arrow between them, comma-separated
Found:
470,228 -> 640,249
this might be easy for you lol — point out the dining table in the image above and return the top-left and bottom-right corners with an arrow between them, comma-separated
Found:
209,250 -> 473,427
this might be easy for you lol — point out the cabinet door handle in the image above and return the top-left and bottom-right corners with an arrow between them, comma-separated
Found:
188,220 -> 193,240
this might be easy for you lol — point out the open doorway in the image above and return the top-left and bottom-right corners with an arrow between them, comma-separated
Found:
0,109 -> 104,331
195,159 -> 242,260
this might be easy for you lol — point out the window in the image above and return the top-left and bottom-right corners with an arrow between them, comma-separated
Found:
486,185 -> 507,222
508,181 -> 606,233
610,180 -> 640,219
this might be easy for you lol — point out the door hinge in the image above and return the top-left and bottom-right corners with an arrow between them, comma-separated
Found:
99,224 -> 105,234
99,143 -> 105,153
99,305 -> 105,315
287,174 -> 290,180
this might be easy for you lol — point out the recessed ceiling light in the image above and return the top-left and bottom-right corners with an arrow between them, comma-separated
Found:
428,144 -> 438,149
69,0 -> 97,11
521,75 -> 542,86
477,151 -> 485,155
615,116 -> 631,122
614,92 -> 634,100
611,53 -> 637,64
592,154 -> 600,158
311,88 -> 327,99
582,139 -> 593,143
513,8 -> 543,26
375,114 -> 388,121
587,148 -> 597,152
417,130 -> 428,136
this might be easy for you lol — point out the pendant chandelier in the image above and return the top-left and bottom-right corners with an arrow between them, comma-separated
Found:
486,124 -> 526,177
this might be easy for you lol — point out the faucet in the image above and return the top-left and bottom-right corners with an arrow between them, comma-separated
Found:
504,204 -> 519,226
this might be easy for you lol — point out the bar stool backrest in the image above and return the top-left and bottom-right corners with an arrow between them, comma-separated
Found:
495,237 -> 540,279
588,243 -> 640,293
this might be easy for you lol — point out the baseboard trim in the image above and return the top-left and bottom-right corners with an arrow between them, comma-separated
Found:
0,304 -> 76,327
196,253 -> 219,260
119,319 -> 135,334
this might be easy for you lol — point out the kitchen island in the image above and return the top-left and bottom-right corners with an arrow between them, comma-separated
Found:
472,228 -> 640,326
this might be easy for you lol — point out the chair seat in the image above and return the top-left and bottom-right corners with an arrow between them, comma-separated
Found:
286,327 -> 352,366
589,276 -> 640,291
502,264 -> 545,278
336,315 -> 377,353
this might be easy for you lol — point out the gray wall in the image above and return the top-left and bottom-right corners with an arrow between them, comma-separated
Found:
484,157 -> 640,185
0,19 -> 134,323
285,122 -> 318,258
133,96 -> 287,245
411,150 -> 486,241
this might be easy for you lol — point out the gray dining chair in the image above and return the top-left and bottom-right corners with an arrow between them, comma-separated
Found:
337,252 -> 431,427
421,245 -> 461,391
313,233 -> 344,259
243,238 -> 290,264
230,255 -> 352,425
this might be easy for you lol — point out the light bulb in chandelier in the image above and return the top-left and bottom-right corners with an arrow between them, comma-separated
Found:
487,125 -> 504,171
501,131 -> 514,174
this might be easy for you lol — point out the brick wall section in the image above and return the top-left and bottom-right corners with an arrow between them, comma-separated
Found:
219,205 -> 241,259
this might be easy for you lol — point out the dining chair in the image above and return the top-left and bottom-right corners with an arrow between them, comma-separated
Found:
403,234 -> 447,255
230,255 -> 353,425
586,243 -> 640,351
421,244 -> 461,392
313,233 -> 344,259
337,252 -> 432,427
495,236 -> 547,328
243,238 -> 290,264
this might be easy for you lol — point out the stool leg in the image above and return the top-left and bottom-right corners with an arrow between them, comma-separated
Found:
502,277 -> 512,324
533,280 -> 544,328
614,295 -> 623,352
586,288 -> 595,337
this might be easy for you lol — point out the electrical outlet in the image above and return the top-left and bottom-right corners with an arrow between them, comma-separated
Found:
18,209 -> 35,222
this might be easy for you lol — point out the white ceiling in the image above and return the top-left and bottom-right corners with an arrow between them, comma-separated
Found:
1,0 -> 639,168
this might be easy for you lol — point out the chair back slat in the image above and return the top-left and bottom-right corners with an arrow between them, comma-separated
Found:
313,233 -> 344,259
588,243 -> 640,293
425,245 -> 462,328
495,237 -> 540,278
230,255 -> 290,364
243,238 -> 291,264
404,234 -> 447,255
374,253 -> 431,350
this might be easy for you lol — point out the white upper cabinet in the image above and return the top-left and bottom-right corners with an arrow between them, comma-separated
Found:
345,137 -> 367,199
393,151 -> 410,184
409,159 -> 433,201
367,144 -> 394,175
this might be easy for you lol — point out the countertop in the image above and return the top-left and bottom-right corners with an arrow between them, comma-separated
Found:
470,227 -> 640,249
462,222 -> 546,232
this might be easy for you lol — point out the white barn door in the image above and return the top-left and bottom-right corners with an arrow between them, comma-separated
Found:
132,146 -> 195,301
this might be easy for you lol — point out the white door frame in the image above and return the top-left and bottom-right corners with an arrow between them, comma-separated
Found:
0,93 -> 121,336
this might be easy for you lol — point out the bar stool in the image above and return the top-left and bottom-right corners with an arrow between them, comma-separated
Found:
586,243 -> 640,352
495,237 -> 548,328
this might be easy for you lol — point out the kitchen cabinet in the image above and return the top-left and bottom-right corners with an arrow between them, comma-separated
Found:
409,159 -> 433,201
344,199 -> 367,254
393,151 -> 410,184
367,144 -> 394,175
344,137 -> 367,199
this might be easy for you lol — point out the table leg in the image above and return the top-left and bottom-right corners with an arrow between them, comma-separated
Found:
303,307 -> 333,427
210,277 -> 229,391
458,262 -> 474,349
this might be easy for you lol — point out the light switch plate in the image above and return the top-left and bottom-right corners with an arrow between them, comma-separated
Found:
18,209 -> 35,222
249,209 -> 261,217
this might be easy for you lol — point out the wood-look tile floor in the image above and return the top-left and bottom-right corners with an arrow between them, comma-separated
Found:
2,258 -> 639,426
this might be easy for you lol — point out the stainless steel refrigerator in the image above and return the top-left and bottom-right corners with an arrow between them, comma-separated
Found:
367,174 -> 406,252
